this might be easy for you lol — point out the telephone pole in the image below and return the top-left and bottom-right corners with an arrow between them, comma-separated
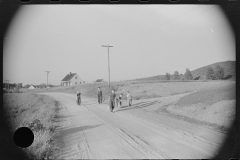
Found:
102,45 -> 113,88
6,80 -> 10,90
45,71 -> 50,88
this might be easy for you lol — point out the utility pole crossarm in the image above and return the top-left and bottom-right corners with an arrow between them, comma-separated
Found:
102,45 -> 113,47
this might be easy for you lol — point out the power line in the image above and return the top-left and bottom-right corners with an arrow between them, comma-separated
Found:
75,6 -> 199,60
114,6 -> 215,50
113,5 -> 201,47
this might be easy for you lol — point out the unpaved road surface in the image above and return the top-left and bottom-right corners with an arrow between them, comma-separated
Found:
41,92 -> 227,159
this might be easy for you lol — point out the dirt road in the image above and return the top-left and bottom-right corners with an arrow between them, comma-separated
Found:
40,92 -> 226,159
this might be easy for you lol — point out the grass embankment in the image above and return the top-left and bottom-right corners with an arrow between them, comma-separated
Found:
116,81 -> 235,100
159,83 -> 236,132
20,80 -> 235,102
3,93 -> 60,159
176,84 -> 235,106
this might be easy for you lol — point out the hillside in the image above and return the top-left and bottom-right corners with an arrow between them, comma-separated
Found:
136,61 -> 235,81
191,61 -> 235,80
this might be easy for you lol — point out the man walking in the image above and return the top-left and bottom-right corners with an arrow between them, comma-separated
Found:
76,90 -> 82,105
97,87 -> 103,104
127,91 -> 132,107
109,89 -> 116,113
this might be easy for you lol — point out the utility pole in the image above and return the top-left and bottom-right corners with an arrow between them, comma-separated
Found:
102,45 -> 113,88
45,71 -> 50,88
6,80 -> 10,90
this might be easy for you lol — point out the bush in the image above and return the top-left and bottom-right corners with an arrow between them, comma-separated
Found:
214,65 -> 224,80
165,72 -> 171,80
184,68 -> 193,80
173,71 -> 180,80
206,67 -> 215,80
222,75 -> 233,80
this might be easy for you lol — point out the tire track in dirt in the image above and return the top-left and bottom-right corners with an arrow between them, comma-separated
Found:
42,92 -> 224,158
127,111 -> 221,147
81,104 -> 170,159
124,109 -> 225,148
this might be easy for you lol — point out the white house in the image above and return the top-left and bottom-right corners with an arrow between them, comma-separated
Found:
28,85 -> 35,89
61,72 -> 84,86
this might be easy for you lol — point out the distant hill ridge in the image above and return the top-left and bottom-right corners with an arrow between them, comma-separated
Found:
136,61 -> 235,81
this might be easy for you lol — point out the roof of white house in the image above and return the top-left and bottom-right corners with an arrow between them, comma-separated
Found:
28,85 -> 35,89
61,72 -> 84,82
61,72 -> 77,81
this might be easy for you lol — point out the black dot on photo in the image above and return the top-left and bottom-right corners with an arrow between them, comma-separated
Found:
13,127 -> 34,148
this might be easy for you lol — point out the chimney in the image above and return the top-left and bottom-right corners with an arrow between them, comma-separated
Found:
70,72 -> 71,75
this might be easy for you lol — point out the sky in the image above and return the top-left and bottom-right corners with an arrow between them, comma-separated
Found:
3,5 -> 235,85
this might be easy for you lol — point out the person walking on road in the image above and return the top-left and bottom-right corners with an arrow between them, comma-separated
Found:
127,91 -> 132,107
119,93 -> 123,107
76,90 -> 82,105
97,87 -> 103,104
108,89 -> 116,113
116,96 -> 119,108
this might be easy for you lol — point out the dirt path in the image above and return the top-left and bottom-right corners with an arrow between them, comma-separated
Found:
40,92 -> 226,159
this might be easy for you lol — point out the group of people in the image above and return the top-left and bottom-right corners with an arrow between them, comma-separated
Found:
76,87 -> 133,113
98,87 -> 132,113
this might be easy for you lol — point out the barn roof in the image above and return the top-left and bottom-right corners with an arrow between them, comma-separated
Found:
95,79 -> 103,82
61,73 -> 76,81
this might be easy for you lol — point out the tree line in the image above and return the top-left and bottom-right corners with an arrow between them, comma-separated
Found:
3,83 -> 23,89
165,65 -> 225,80
3,83 -> 56,90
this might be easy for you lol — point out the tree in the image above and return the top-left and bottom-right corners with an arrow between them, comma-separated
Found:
24,84 -> 30,88
11,83 -> 16,89
18,83 -> 23,88
173,71 -> 180,80
184,68 -> 193,80
214,65 -> 224,80
165,72 -> 171,80
206,67 -> 215,80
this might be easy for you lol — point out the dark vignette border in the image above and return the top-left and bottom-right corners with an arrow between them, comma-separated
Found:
0,0 -> 239,160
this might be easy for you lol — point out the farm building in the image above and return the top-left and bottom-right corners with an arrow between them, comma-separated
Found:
61,72 -> 84,86
28,85 -> 36,89
95,79 -> 104,82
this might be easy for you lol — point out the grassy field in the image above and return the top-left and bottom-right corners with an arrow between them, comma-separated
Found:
3,93 -> 60,159
175,83 -> 235,106
20,80 -> 235,100
17,80 -> 235,132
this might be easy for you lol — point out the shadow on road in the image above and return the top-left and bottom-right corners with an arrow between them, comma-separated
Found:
56,124 -> 103,138
53,114 -> 73,123
83,102 -> 99,106
114,100 -> 161,113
